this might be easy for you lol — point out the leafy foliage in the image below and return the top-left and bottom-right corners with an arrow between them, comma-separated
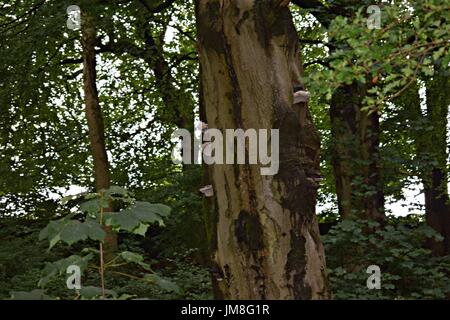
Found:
16,186 -> 179,299
324,218 -> 450,299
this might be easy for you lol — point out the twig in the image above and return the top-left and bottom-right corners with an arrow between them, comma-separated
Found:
99,192 -> 106,299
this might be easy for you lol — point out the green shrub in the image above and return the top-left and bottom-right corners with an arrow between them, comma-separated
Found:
324,217 -> 450,299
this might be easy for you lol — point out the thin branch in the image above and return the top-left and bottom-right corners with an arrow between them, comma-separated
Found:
65,69 -> 83,80
61,57 -> 84,65
291,0 -> 350,28
99,195 -> 106,299
169,51 -> 197,68
299,37 -> 335,49
168,23 -> 196,43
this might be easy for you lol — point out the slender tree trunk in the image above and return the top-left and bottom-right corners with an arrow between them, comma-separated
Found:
196,0 -> 330,299
330,83 -> 384,221
81,12 -> 117,259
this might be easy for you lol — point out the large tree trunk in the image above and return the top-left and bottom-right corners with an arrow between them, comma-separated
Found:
81,12 -> 117,258
196,0 -> 330,299
330,83 -> 385,221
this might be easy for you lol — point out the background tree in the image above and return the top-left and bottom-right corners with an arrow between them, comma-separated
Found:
396,72 -> 450,256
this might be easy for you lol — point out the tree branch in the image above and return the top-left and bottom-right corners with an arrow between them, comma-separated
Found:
304,59 -> 330,68
61,58 -> 84,65
274,0 -> 291,7
291,0 -> 352,28
299,38 -> 335,49
137,0 -> 176,13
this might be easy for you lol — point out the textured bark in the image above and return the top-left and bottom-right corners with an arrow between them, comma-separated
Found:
196,0 -> 329,299
81,13 -> 117,258
330,83 -> 384,221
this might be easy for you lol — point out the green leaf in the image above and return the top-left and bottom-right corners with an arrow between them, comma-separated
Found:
133,223 -> 149,236
104,185 -> 130,197
80,199 -> 101,217
10,289 -> 52,300
60,194 -> 78,205
79,286 -> 117,299
116,294 -> 135,300
41,215 -> 105,248
39,213 -> 76,248
418,225 -> 444,241
119,251 -> 144,264
118,251 -> 152,270
38,254 -> 93,288
84,218 -> 106,241
81,247 -> 99,255
339,220 -> 356,232
105,212 -> 140,232
39,215 -> 70,241
144,274 -> 180,293
367,220 -> 380,228
136,201 -> 171,217
432,47 -> 445,61
130,208 -> 162,225
60,220 -> 89,245
49,234 -> 61,250
124,201 -> 171,227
